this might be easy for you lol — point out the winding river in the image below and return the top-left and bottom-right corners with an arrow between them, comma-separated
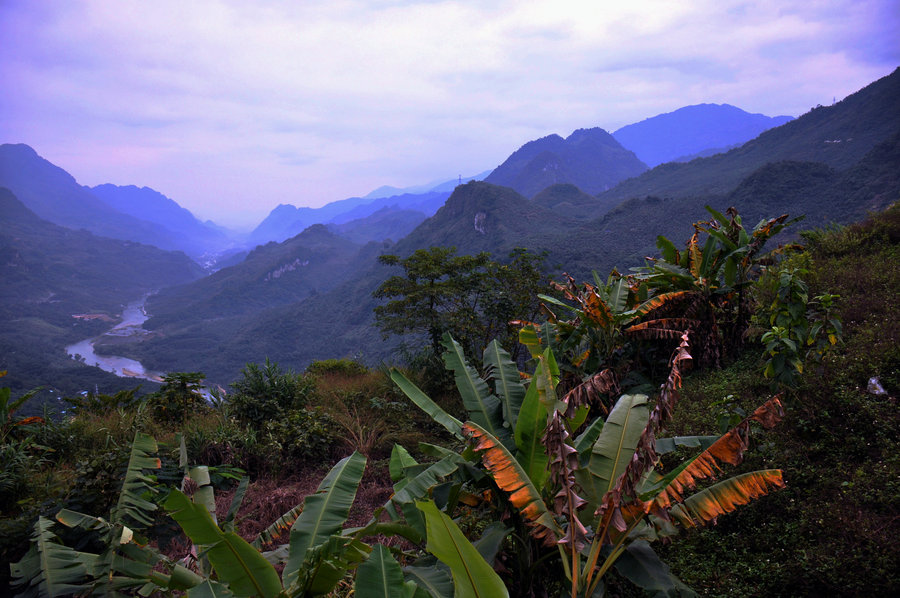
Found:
65,294 -> 166,383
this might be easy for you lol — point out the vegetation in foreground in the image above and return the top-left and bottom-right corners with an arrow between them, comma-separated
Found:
1,205 -> 897,596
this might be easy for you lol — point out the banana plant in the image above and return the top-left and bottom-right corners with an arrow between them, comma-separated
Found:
466,334 -> 785,597
391,332 -> 786,597
632,207 -> 799,366
166,451 -> 374,597
10,432 -> 204,597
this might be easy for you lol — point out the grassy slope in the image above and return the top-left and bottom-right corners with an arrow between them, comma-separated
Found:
658,206 -> 900,596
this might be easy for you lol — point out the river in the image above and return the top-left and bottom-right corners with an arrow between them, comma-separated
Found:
65,294 -> 166,383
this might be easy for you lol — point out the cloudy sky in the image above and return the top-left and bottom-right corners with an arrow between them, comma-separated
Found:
1,1 -> 897,228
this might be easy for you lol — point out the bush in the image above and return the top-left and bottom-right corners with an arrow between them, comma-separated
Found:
305,358 -> 369,378
227,360 -> 315,429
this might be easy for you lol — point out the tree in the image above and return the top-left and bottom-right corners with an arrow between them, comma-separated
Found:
149,372 -> 206,425
226,359 -> 314,429
373,246 -> 545,362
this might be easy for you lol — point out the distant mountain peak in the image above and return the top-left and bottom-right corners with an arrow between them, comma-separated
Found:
484,128 -> 646,197
612,103 -> 794,167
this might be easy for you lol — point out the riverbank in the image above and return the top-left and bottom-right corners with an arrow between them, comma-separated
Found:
65,294 -> 166,383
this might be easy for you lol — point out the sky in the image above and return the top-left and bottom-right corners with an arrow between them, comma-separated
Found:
1,1 -> 898,229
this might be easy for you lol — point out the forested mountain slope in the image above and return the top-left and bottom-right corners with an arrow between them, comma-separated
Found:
0,187 -> 204,394
484,127 -> 647,197
0,145 -> 214,258
595,67 -> 900,212
612,103 -> 793,167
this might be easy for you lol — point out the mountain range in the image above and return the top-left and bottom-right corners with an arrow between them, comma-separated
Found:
113,68 -> 898,384
483,127 -> 648,197
3,68 -> 898,390
0,187 -> 204,394
612,103 -> 794,167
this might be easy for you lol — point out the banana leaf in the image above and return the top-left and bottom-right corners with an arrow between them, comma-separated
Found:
10,516 -> 93,598
165,490 -> 282,598
464,421 -> 562,544
390,455 -> 464,506
513,360 -> 549,487
672,470 -> 785,527
574,416 -> 606,464
613,540 -> 697,597
654,436 -> 719,455
111,432 -> 161,529
355,544 -> 424,598
283,451 -> 367,587
575,394 -> 649,517
188,580 -> 236,597
405,564 -> 454,598
442,334 -> 510,448
483,339 -> 525,430
390,443 -> 420,482
252,504 -> 303,549
391,368 -> 463,438
417,499 -> 509,598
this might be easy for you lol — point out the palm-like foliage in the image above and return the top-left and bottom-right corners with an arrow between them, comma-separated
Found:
632,206 -> 798,366
10,432 -> 205,597
391,333 -> 786,597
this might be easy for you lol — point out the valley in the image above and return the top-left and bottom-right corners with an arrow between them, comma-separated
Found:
66,294 -> 165,384
1,66 -> 898,598
3,69 -> 898,393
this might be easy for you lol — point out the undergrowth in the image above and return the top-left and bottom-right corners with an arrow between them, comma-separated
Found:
659,206 -> 900,596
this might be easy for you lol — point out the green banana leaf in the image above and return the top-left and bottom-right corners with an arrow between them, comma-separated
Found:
574,416 -> 605,463
416,499 -> 509,598
283,451 -> 367,587
390,444 -> 420,482
614,540 -> 697,597
223,476 -> 250,533
654,436 -> 719,454
513,360 -> 549,487
575,394 -> 649,517
405,564 -> 454,598
391,368 -> 464,438
294,534 -> 371,595
10,516 -> 93,598
187,580 -> 236,597
483,339 -> 526,430
441,334 -> 510,447
165,490 -> 282,598
355,544 -> 425,598
111,432 -> 160,529
390,455 -> 464,506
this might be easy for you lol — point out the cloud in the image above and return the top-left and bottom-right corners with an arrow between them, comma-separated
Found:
0,0 -> 896,226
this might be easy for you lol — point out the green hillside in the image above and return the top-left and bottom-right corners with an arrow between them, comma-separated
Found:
0,188 -> 204,395
595,67 -> 900,211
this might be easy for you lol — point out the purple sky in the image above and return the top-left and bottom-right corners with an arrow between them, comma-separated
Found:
1,1 -> 897,229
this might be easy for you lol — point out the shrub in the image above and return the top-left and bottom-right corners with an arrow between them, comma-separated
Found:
305,358 -> 368,378
227,360 -> 315,429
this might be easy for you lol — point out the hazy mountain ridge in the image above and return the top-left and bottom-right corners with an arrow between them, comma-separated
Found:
5,70 -> 899,388
0,187 -> 205,394
248,190 -> 453,246
612,103 -> 794,167
363,170 -> 491,199
90,184 -> 235,257
245,104 -> 797,245
326,207 -> 429,244
484,127 -> 648,197
596,67 -> 900,210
